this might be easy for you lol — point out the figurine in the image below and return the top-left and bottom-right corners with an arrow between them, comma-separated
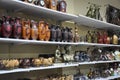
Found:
55,45 -> 62,63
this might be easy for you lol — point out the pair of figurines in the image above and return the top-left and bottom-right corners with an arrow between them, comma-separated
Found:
54,45 -> 74,63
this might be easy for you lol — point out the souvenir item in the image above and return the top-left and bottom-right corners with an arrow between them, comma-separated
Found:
2,16 -> 12,38
57,0 -> 67,12
37,0 -> 46,7
50,25 -> 56,41
106,5 -> 120,25
38,21 -> 46,40
45,23 -> 50,41
74,27 -> 79,42
112,34 -> 118,44
45,0 -> 50,8
86,31 -> 92,43
98,32 -> 103,44
103,31 -> 108,44
62,27 -> 68,42
30,20 -> 38,40
13,17 -> 22,39
68,28 -> 73,42
49,0 -> 57,10
22,19 -> 31,39
56,25 -> 61,41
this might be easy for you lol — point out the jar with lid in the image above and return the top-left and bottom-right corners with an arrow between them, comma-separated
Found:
2,16 -> 12,38
38,21 -> 46,41
13,17 -> 22,39
22,19 -> 31,39
30,20 -> 38,40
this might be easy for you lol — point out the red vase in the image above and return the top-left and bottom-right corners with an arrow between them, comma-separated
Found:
103,31 -> 108,44
98,32 -> 103,44
2,16 -> 12,38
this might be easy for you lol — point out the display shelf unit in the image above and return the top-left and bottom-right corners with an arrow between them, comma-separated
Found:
0,38 -> 77,45
0,0 -> 120,80
0,38 -> 120,47
0,63 -> 78,75
0,0 -> 119,29
79,60 -> 120,65
77,42 -> 120,47
0,60 -> 120,75
74,14 -> 120,30
0,0 -> 77,21
96,75 -> 120,80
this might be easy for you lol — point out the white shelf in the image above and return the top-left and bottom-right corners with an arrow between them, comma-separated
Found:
78,42 -> 120,47
79,60 -> 120,65
0,0 -> 77,21
96,75 -> 120,80
0,38 -> 77,45
1,38 -> 120,47
74,15 -> 120,30
0,63 -> 78,74
0,60 -> 120,75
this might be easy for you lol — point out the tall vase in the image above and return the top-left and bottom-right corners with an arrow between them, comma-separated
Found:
38,21 -> 46,41
30,20 -> 38,40
22,19 -> 31,39
13,17 -> 22,39
2,16 -> 12,38
45,23 -> 50,41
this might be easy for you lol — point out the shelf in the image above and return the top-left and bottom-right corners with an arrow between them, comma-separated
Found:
0,0 -> 77,21
74,15 -> 120,30
0,38 -> 77,45
0,63 -> 78,74
79,60 -> 120,65
96,75 -> 120,80
0,38 -> 120,47
0,60 -> 119,75
77,42 -> 120,47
